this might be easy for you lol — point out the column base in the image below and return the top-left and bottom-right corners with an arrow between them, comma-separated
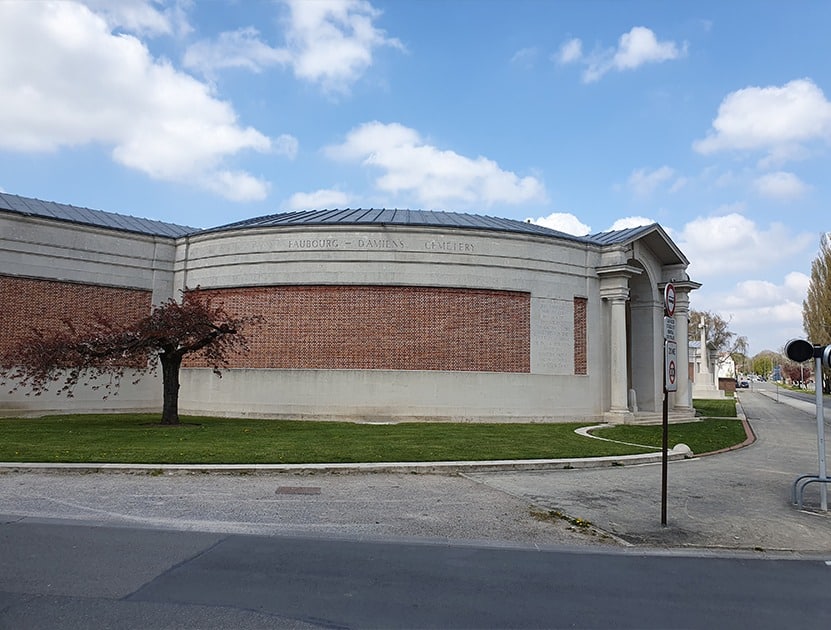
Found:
603,409 -> 634,425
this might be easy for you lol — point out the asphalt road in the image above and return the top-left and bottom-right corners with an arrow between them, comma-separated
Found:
2,517 -> 830,629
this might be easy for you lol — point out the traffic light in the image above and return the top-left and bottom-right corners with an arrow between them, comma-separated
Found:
785,338 -> 831,368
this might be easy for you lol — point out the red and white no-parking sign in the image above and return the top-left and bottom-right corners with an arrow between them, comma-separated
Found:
664,283 -> 676,317
665,340 -> 678,392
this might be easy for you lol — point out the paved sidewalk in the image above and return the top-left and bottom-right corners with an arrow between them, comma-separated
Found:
470,389 -> 831,554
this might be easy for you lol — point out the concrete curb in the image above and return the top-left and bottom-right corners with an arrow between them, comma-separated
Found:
0,447 -> 693,476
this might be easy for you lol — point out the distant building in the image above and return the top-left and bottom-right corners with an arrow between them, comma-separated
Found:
1,192 -> 700,423
717,352 -> 736,379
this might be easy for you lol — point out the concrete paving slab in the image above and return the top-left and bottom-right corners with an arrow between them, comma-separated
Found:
469,389 -> 831,554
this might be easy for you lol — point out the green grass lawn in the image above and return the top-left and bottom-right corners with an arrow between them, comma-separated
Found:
0,414 -> 653,464
690,398 -> 737,418
592,398 -> 744,455
0,404 -> 748,464
591,418 -> 746,455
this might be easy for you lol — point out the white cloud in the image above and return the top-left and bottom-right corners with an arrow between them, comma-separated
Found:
526,212 -> 591,236
608,216 -> 655,231
693,79 -> 831,158
628,165 -> 677,197
184,0 -> 403,94
324,121 -> 546,207
285,189 -> 350,210
753,171 -> 809,200
555,38 -> 582,65
724,272 -> 810,310
275,134 -> 300,160
697,271 -> 811,352
582,27 -> 684,83
0,1 -> 273,201
613,26 -> 683,69
668,177 -> 688,193
183,27 -> 291,75
81,0 -> 190,37
202,170 -> 271,202
674,212 -> 815,278
511,47 -> 539,66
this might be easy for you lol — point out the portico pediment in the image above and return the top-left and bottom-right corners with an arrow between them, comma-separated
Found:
592,223 -> 688,267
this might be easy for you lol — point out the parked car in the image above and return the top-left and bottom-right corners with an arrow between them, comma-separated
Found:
739,379 -> 750,388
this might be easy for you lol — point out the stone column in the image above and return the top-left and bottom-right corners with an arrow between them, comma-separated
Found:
672,286 -> 693,410
598,264 -> 641,424
697,317 -> 715,390
608,293 -> 630,414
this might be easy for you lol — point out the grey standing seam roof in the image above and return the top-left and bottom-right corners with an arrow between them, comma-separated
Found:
588,224 -> 658,245
0,192 -> 194,238
201,208 -> 595,243
0,192 -> 667,249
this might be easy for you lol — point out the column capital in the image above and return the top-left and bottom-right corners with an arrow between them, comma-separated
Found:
597,263 -> 643,279
658,279 -> 701,297
598,264 -> 641,301
601,288 -> 630,302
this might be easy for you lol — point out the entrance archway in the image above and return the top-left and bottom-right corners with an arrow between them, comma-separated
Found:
627,261 -> 661,413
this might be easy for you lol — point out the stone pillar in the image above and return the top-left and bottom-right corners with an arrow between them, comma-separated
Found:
661,277 -> 699,414
697,318 -> 715,390
598,264 -> 641,424
609,293 -> 630,414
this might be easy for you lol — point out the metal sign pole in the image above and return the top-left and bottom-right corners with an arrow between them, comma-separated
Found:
660,282 -> 675,528
815,356 -> 828,511
661,365 -> 668,526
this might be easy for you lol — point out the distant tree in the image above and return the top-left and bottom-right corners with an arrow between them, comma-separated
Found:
802,233 -> 831,393
689,310 -> 748,373
731,351 -> 750,377
782,360 -> 812,386
751,351 -> 783,380
0,290 -> 259,425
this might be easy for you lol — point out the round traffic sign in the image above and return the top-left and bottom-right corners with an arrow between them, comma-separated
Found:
664,283 -> 676,317
784,338 -> 813,363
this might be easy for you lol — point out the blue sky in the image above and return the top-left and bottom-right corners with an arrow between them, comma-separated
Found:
1,0 -> 830,355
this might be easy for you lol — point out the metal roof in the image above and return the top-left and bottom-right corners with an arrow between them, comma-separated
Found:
0,192 -> 194,238
202,208 -> 593,243
588,223 -> 658,245
589,223 -> 689,266
0,193 -> 687,265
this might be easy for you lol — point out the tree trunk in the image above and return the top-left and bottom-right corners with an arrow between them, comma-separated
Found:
160,352 -> 182,425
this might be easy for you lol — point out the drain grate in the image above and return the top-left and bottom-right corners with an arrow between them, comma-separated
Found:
276,486 -> 322,495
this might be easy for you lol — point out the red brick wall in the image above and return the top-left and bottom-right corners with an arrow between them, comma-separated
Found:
189,285 -> 531,372
573,297 -> 587,375
0,275 -> 152,354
